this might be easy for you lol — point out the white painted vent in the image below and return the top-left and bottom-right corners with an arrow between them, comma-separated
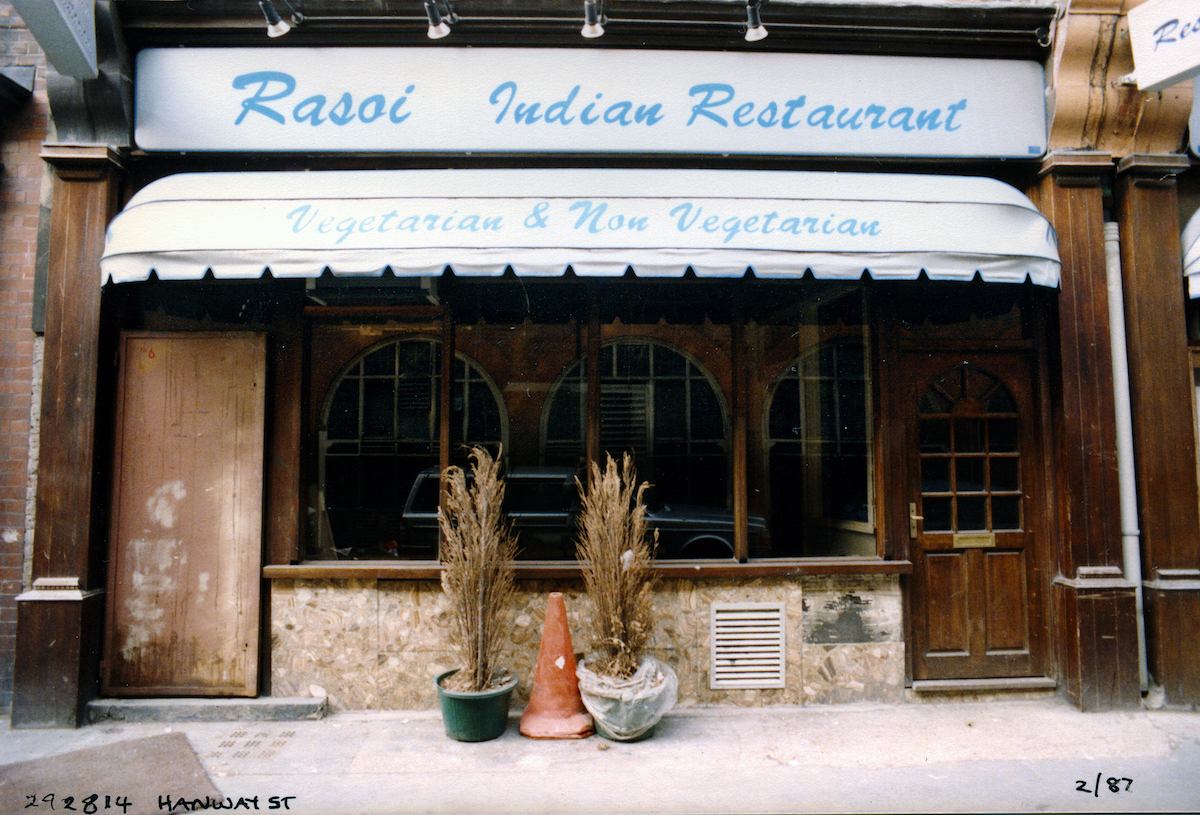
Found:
710,602 -> 786,689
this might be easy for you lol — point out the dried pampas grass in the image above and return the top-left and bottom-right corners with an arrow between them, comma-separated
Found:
438,446 -> 517,692
575,452 -> 658,679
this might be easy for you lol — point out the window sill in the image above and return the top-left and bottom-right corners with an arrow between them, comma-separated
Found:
262,557 -> 912,581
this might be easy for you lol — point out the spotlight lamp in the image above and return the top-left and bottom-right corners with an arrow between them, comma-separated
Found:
581,0 -> 605,38
424,0 -> 458,39
744,1 -> 768,42
259,0 -> 303,38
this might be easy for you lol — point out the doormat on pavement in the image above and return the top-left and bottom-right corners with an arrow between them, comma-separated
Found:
0,732 -> 223,815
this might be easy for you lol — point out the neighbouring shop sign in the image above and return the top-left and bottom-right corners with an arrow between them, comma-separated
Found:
1190,83 -> 1200,155
1129,0 -> 1200,91
1181,195 -> 1200,295
133,48 -> 1047,158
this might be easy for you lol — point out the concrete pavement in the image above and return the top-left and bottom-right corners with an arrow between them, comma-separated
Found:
2,696 -> 1198,814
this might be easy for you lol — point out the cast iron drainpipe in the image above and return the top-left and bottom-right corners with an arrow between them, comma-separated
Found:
1104,220 -> 1149,693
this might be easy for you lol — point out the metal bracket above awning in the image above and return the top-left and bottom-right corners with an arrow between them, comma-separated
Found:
100,169 -> 1060,287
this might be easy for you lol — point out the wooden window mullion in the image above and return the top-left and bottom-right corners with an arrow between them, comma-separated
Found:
732,302 -> 749,562
438,312 -> 455,555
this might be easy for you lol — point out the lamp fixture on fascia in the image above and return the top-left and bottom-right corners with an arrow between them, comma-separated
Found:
581,0 -> 605,38
259,0 -> 304,38
424,0 -> 458,38
744,1 -> 767,42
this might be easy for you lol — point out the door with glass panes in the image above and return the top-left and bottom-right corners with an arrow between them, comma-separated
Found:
906,354 -> 1047,681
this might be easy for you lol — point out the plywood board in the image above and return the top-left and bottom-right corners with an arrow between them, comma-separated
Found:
104,332 -> 266,696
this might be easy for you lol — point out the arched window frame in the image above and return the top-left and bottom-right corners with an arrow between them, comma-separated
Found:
540,338 -> 731,505
314,336 -> 506,559
321,336 -> 506,451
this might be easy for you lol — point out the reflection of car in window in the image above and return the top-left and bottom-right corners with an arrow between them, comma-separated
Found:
397,467 -> 764,561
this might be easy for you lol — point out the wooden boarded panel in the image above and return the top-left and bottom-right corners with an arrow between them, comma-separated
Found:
985,549 -> 1029,653
104,333 -> 266,696
924,552 -> 969,654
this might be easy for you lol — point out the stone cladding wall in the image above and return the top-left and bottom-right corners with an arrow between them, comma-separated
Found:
270,575 -> 904,711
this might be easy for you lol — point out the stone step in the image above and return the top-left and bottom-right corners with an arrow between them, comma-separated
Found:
911,677 -> 1057,693
87,696 -> 327,723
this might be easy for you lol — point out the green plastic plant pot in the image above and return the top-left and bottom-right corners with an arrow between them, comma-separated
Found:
435,668 -> 518,742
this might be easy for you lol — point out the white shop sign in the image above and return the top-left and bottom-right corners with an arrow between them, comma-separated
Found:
134,48 -> 1047,158
1129,0 -> 1200,91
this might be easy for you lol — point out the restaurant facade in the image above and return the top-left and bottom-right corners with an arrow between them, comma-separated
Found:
9,0 -> 1200,726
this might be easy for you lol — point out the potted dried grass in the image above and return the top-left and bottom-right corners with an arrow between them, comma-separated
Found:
435,446 -> 519,741
574,453 -> 678,741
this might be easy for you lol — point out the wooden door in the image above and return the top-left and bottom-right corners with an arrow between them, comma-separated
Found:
907,354 -> 1046,681
104,332 -> 266,696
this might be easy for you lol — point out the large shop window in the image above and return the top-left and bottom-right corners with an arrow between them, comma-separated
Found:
314,337 -> 504,559
308,282 -> 888,564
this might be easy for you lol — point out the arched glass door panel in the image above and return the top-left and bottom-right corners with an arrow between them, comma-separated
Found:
766,338 -> 873,557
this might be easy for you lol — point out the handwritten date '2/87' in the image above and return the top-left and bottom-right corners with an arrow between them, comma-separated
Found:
1076,774 -> 1133,796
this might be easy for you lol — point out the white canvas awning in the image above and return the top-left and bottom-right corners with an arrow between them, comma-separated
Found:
100,169 -> 1060,287
1183,207 -> 1200,298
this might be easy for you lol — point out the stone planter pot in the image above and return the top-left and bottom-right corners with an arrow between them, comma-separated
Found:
435,668 -> 518,742
576,656 -> 677,742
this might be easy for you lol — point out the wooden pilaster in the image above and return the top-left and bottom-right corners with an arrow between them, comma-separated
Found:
13,145 -> 123,727
1115,154 -> 1200,708
1035,152 -> 1141,710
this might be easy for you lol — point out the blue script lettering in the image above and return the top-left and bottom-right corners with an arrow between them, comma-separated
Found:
232,72 -> 416,126
233,71 -> 295,125
688,84 -> 807,128
1153,17 -> 1200,49
669,203 -> 881,244
687,83 -> 967,133
287,205 -> 503,243
568,201 -> 651,233
489,82 -> 664,127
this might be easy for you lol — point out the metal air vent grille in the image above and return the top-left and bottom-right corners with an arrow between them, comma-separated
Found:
709,602 -> 786,689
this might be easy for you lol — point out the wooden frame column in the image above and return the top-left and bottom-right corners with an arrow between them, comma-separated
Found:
12,145 -> 123,727
438,306 -> 454,507
1035,152 -> 1140,710
730,300 -> 749,562
1115,154 -> 1200,707
585,285 -> 601,469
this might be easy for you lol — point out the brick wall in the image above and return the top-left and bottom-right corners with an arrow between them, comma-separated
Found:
0,1 -> 48,709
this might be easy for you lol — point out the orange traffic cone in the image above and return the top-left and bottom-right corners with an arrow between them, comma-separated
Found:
520,592 -> 594,738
